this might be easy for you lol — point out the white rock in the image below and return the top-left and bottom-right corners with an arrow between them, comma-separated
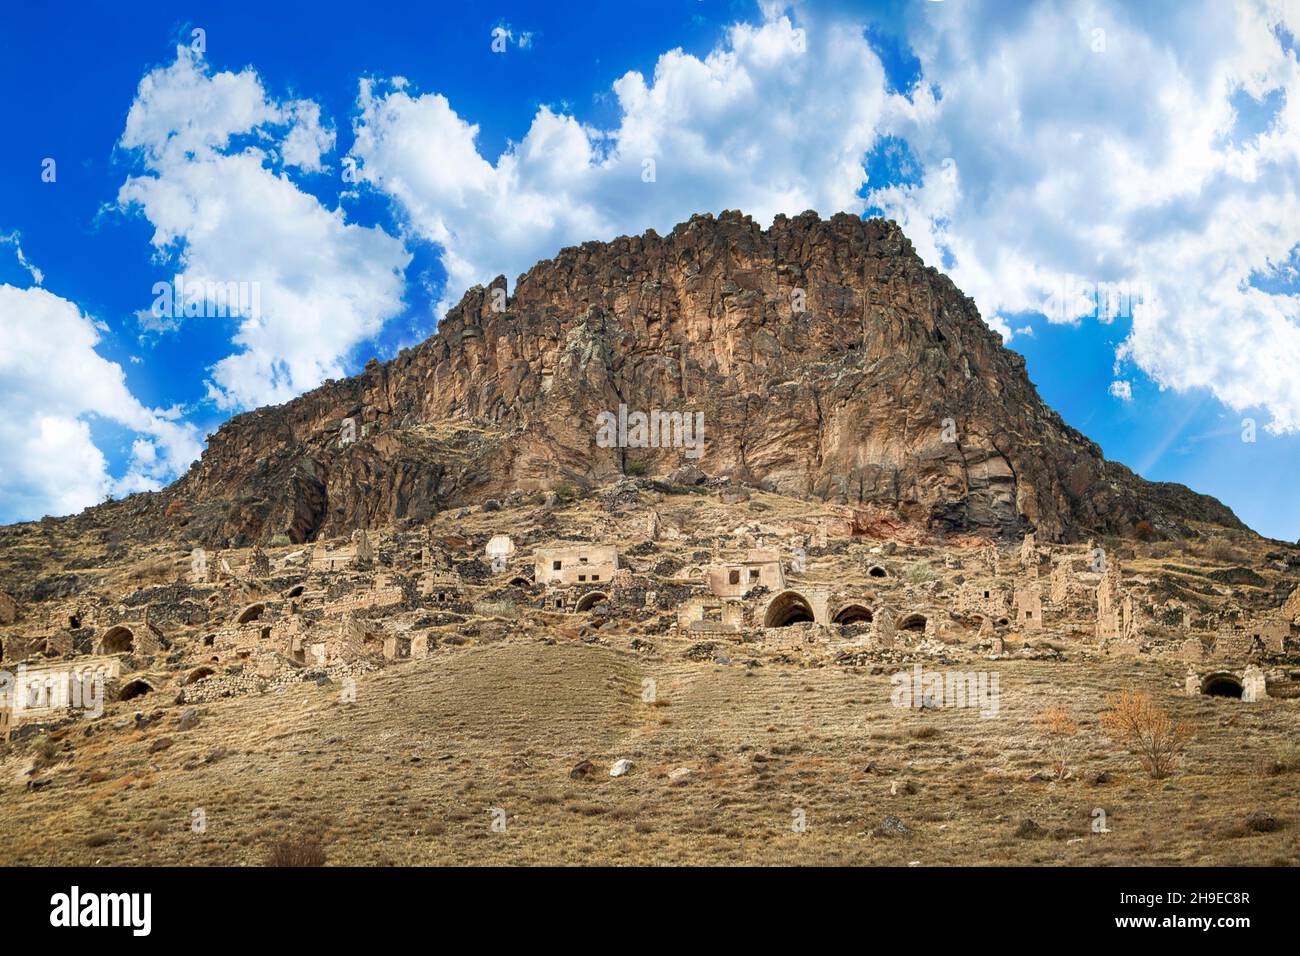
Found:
668,767 -> 693,781
610,759 -> 634,777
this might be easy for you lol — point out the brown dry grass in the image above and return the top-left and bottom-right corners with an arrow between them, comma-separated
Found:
2,641 -> 1297,866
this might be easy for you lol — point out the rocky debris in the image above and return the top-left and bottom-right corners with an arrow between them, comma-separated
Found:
1209,567 -> 1267,588
176,708 -> 200,731
1014,818 -> 1046,839
1245,810 -> 1279,833
668,767 -> 693,783
873,815 -> 912,838
569,759 -> 596,780
148,737 -> 173,753
610,759 -> 635,777
668,464 -> 707,487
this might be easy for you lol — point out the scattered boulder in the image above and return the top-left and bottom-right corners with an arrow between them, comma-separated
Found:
873,815 -> 912,838
610,759 -> 635,777
1245,810 -> 1279,833
1014,818 -> 1046,839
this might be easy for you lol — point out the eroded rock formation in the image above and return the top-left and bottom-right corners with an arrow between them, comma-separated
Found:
156,211 -> 1244,545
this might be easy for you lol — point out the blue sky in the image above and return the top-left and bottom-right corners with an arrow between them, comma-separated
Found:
1,0 -> 1298,541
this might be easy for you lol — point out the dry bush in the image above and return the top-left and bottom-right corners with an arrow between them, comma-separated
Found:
126,558 -> 172,587
263,834 -> 327,867
1035,706 -> 1078,780
473,600 -> 519,621
1100,691 -> 1191,779
1205,538 -> 1247,564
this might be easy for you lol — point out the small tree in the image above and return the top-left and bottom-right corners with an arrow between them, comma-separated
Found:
1100,691 -> 1191,779
1036,706 -> 1078,780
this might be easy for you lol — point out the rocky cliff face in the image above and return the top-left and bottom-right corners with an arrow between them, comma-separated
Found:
162,210 -> 1243,545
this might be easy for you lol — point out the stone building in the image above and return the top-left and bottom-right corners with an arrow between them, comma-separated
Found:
2,656 -> 122,723
1212,617 -> 1287,658
310,529 -> 376,572
1014,584 -> 1043,632
93,618 -> 164,658
707,549 -> 785,598
534,545 -> 618,587
677,596 -> 747,637
956,578 -> 1010,619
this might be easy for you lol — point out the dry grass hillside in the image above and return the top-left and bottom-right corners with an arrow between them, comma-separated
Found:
3,640 -> 1297,866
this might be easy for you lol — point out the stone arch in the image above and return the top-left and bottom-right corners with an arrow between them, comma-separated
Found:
897,612 -> 928,633
100,625 -> 135,655
765,590 -> 816,627
575,591 -> 609,613
236,603 -> 266,624
868,565 -> 889,578
184,666 -> 216,685
118,678 -> 155,701
832,603 -> 874,625
508,576 -> 531,588
1201,672 -> 1243,699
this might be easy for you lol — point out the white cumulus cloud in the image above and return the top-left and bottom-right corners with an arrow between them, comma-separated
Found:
350,14 -> 891,312
867,0 -> 1300,432
117,46 -> 411,411
0,282 -> 202,522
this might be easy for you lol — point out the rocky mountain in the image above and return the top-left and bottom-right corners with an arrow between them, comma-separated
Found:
122,210 -> 1245,547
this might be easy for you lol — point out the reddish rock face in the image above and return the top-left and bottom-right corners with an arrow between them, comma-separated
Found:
168,210 -> 1243,546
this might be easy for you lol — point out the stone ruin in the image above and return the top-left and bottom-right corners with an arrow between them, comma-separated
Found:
3,496 -> 1296,728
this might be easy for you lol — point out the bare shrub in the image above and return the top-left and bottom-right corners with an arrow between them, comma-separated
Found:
1036,706 -> 1078,780
472,599 -> 519,621
1100,691 -> 1191,779
263,833 -> 327,867
1205,538 -> 1246,564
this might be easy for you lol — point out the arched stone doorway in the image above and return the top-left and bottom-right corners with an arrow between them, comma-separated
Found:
100,625 -> 135,655
832,603 -> 874,626
237,603 -> 266,624
765,590 -> 815,627
575,591 -> 609,613
118,679 -> 155,701
1201,672 -> 1243,699
897,612 -> 928,633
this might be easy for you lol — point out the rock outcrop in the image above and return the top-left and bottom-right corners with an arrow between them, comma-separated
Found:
141,211 -> 1244,545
